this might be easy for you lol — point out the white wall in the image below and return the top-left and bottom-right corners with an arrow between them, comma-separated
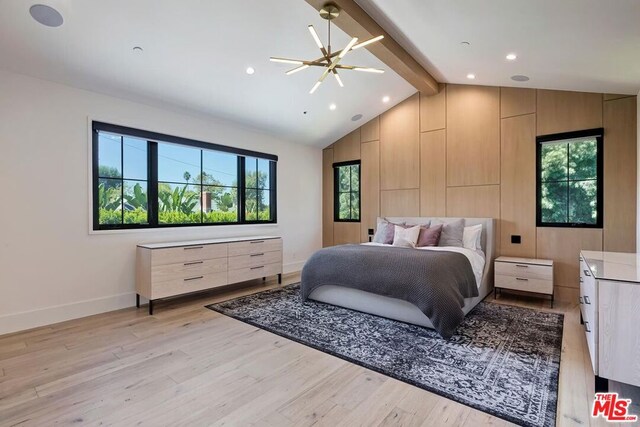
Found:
638,90 -> 640,251
0,70 -> 322,335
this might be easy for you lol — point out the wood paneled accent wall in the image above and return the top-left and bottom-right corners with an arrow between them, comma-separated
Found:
322,85 -> 637,302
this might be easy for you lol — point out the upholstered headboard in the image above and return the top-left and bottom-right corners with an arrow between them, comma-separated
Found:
382,217 -> 496,296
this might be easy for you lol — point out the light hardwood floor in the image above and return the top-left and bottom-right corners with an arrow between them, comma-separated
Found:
0,273 -> 638,426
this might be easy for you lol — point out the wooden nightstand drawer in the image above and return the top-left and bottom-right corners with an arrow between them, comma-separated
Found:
495,261 -> 552,280
495,274 -> 553,295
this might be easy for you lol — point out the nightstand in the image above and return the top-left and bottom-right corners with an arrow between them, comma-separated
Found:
494,256 -> 554,307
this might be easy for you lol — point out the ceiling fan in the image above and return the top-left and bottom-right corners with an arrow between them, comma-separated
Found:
270,2 -> 385,94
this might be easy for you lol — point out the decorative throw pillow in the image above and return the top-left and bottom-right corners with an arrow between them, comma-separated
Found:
416,224 -> 443,247
392,225 -> 421,248
463,224 -> 483,251
373,219 -> 405,244
435,218 -> 465,247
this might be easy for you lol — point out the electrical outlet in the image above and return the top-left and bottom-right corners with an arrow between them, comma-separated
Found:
511,235 -> 521,244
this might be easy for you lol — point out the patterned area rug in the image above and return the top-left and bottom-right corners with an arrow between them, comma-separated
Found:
207,284 -> 563,427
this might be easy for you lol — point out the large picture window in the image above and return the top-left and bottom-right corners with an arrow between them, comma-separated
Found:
333,160 -> 360,222
92,122 -> 277,230
536,128 -> 603,228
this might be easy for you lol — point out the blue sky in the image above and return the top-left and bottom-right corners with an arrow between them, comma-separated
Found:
99,132 -> 246,186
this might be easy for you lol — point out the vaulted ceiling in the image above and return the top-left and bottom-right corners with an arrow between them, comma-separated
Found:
1,0 -> 638,148
0,0 -> 414,147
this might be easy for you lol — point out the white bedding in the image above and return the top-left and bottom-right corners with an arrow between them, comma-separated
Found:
362,242 -> 486,288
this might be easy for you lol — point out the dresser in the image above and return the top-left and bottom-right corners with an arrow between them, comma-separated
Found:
580,251 -> 640,392
494,256 -> 554,307
136,236 -> 282,314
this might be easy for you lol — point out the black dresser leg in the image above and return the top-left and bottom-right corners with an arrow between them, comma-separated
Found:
595,375 -> 608,393
580,311 -> 584,325
136,294 -> 140,308
149,300 -> 154,315
278,273 -> 282,284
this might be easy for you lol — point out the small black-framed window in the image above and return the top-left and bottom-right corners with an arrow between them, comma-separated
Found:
92,121 -> 277,230
536,128 -> 603,228
333,160 -> 360,222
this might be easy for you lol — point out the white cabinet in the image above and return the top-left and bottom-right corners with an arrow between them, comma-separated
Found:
580,251 -> 640,391
137,236 -> 282,314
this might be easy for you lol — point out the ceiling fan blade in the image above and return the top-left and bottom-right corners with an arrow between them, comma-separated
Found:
308,25 -> 329,59
351,35 -> 384,50
286,64 -> 310,75
270,57 -> 305,65
332,70 -> 344,87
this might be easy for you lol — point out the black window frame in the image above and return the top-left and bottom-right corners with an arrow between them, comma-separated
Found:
536,128 -> 603,229
92,121 -> 277,230
333,160 -> 361,222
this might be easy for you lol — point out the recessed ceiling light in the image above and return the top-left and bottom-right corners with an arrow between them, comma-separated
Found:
132,46 -> 143,54
29,4 -> 63,27
351,114 -> 363,122
246,67 -> 255,75
506,53 -> 517,61
466,73 -> 476,80
382,96 -> 390,103
511,75 -> 530,82
329,103 -> 337,111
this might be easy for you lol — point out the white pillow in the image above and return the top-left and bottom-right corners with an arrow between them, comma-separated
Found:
392,225 -> 421,248
463,224 -> 483,251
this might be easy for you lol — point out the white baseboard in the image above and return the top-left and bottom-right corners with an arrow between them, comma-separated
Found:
0,292 -> 134,336
1,262 -> 306,336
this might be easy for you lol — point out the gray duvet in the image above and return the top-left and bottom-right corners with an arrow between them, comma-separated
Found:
300,244 -> 478,338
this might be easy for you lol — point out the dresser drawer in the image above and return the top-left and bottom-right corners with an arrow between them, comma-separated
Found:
495,274 -> 554,295
228,251 -> 282,271
151,257 -> 227,283
495,262 -> 552,280
228,239 -> 282,257
151,244 -> 228,266
151,271 -> 227,299
228,262 -> 282,284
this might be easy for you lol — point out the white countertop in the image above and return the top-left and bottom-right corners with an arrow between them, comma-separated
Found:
138,236 -> 280,249
581,250 -> 640,283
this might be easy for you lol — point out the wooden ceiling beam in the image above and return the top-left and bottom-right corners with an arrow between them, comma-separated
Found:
305,0 -> 439,95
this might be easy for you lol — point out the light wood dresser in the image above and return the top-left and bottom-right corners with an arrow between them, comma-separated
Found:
580,250 -> 640,392
136,236 -> 282,314
494,256 -> 554,307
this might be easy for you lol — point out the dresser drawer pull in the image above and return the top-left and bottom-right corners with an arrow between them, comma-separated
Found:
583,269 -> 591,277
516,277 -> 528,281
579,296 -> 584,304
250,240 -> 265,244
251,266 -> 265,270
184,246 -> 204,250
515,264 -> 529,268
584,321 -> 591,333
584,295 -> 591,305
184,261 -> 204,266
250,253 -> 265,257
184,276 -> 204,282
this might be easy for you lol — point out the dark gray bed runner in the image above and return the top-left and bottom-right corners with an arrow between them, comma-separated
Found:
300,244 -> 478,338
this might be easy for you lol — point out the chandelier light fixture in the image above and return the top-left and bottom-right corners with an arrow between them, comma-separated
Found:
270,2 -> 385,94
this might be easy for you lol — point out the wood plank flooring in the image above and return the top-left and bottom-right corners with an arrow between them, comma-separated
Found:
0,273 -> 638,426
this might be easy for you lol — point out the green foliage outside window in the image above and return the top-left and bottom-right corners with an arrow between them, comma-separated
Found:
539,137 -> 599,225
335,163 -> 360,221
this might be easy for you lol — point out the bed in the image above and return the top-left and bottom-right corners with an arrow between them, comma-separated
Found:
302,217 -> 496,338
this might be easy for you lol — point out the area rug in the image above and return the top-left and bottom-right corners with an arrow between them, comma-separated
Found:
206,284 -> 563,427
